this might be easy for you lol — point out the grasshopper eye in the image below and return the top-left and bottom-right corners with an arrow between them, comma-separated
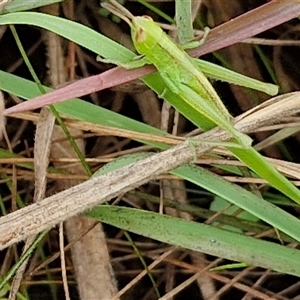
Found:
135,26 -> 147,43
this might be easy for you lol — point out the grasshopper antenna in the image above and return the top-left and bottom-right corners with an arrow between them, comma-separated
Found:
101,0 -> 134,26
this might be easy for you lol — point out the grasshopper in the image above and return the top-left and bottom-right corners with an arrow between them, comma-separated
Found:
100,0 -> 252,149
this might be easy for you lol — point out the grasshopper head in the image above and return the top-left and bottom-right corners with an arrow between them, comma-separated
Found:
131,16 -> 163,55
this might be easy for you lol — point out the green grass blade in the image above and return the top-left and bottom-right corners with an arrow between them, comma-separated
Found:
0,0 -> 63,14
175,0 -> 194,44
229,147 -> 300,205
87,206 -> 300,277
0,12 -> 135,62
172,164 -> 300,242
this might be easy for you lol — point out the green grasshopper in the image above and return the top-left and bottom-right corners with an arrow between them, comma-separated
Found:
100,0 -> 300,203
100,1 -> 252,148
